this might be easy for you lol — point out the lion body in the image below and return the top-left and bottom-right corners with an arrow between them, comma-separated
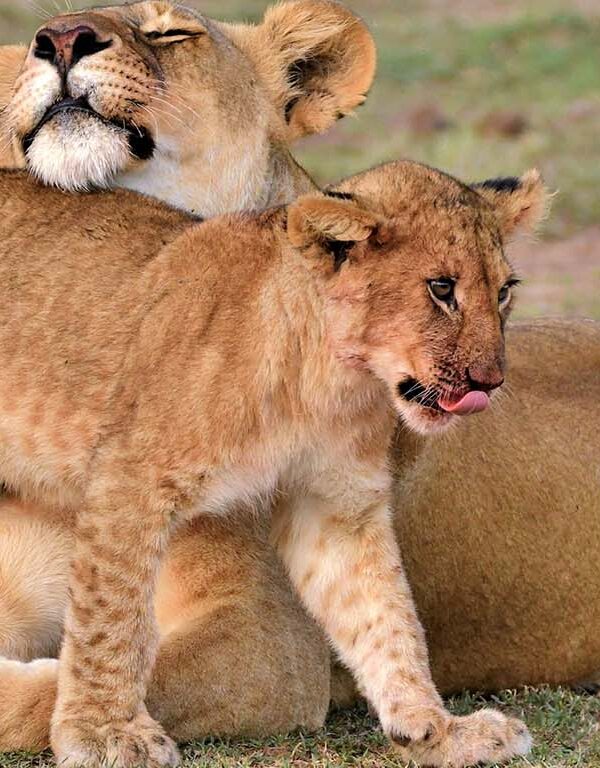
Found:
2,315 -> 599,751
0,0 -> 597,758
396,317 -> 600,693
0,177 -> 332,747
0,164 -> 540,767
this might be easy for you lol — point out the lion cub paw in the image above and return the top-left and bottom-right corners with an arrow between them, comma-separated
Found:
385,704 -> 531,766
52,711 -> 180,768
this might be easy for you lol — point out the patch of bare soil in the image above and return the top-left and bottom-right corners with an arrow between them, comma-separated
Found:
510,228 -> 600,318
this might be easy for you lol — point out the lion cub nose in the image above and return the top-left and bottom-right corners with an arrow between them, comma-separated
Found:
466,363 -> 505,393
34,22 -> 112,75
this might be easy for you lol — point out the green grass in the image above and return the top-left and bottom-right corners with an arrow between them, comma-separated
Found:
1,689 -> 599,768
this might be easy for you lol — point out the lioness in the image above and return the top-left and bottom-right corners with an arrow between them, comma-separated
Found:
0,0 -> 374,214
0,160 -> 546,768
0,0 -> 376,743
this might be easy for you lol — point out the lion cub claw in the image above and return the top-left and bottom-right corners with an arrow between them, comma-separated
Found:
52,711 -> 180,768
387,705 -> 531,766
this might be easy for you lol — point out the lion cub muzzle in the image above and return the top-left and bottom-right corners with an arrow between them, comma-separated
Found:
397,355 -> 505,419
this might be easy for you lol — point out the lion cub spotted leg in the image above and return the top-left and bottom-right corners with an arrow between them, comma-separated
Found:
51,454 -> 180,768
0,569 -> 328,757
273,450 -> 531,768
0,514 -> 329,753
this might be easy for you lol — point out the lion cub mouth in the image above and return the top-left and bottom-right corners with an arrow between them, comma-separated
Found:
23,96 -> 155,161
398,378 -> 490,416
397,378 -> 444,412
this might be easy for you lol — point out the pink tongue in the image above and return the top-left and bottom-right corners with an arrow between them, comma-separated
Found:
439,390 -> 490,415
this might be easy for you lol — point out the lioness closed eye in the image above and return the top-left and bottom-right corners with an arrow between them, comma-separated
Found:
0,159 -> 546,768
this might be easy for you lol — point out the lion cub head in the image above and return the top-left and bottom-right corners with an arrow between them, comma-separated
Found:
0,0 -> 375,215
288,162 -> 548,434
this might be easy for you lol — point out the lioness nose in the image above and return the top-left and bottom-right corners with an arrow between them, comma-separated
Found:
467,363 -> 505,393
34,23 -> 111,74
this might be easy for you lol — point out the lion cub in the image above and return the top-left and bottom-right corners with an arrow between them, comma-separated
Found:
0,160 -> 545,768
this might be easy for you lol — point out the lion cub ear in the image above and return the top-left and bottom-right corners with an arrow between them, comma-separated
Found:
473,170 -> 550,240
249,0 -> 376,140
288,195 -> 378,253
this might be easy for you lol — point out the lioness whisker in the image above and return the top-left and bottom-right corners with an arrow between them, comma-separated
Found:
145,90 -> 186,116
136,106 -> 160,141
147,87 -> 203,123
144,103 -> 191,132
24,0 -> 52,19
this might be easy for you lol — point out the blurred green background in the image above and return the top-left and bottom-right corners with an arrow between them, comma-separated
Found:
1,0 -> 599,317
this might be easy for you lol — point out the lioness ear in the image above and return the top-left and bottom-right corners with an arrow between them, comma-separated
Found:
288,195 -> 378,252
0,45 -> 26,111
473,170 -> 549,239
248,0 -> 376,140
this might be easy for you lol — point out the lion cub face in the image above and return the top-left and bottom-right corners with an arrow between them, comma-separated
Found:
1,0 -> 375,208
289,163 -> 548,434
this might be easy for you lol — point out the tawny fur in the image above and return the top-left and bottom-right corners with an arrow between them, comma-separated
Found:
0,162 -> 545,767
0,499 -> 71,661
0,0 -> 598,755
393,317 -> 600,693
4,317 -> 598,737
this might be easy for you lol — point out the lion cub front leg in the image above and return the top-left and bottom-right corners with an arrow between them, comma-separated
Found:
51,457 -> 180,768
273,458 -> 531,767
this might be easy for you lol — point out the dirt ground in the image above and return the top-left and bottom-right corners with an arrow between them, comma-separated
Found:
511,228 -> 600,319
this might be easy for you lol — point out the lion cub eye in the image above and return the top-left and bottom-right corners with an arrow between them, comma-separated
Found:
498,278 -> 520,307
427,278 -> 455,305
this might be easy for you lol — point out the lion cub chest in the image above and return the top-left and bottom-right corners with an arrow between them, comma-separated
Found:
193,439 -> 296,517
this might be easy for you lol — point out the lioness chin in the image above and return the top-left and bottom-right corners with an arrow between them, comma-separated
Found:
0,160 -> 546,768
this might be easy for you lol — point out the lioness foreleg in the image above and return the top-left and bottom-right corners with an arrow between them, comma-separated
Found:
50,456 -> 180,768
273,456 -> 531,767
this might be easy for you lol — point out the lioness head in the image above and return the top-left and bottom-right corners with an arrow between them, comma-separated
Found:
0,0 -> 375,215
288,162 -> 548,434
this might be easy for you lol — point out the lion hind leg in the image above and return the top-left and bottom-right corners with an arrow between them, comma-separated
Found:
148,599 -> 330,742
149,516 -> 331,741
0,657 -> 57,751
